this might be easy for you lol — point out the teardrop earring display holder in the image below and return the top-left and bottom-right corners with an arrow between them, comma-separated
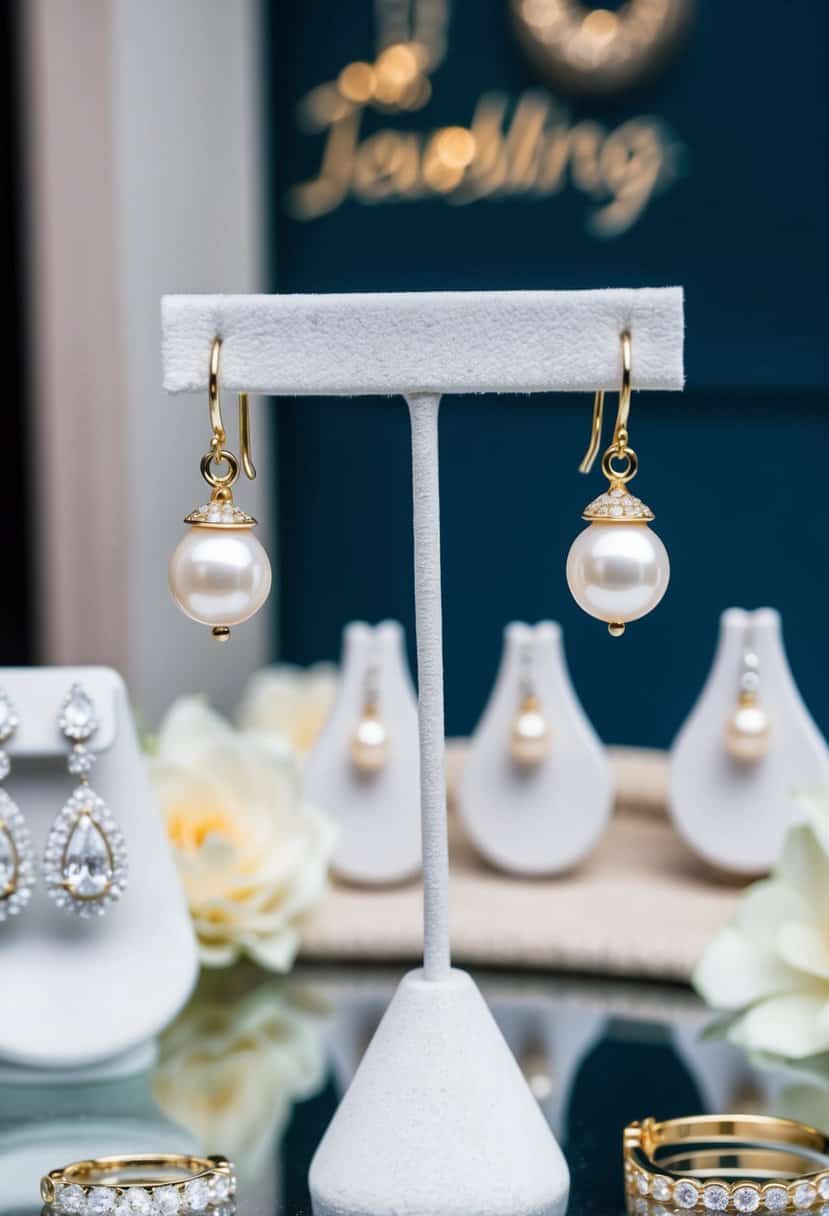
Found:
0,667 -> 198,1077
458,621 -> 613,876
670,608 -> 829,875
163,287 -> 684,1216
304,620 -> 422,885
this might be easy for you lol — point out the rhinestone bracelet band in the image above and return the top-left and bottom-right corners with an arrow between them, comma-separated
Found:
625,1116 -> 829,1213
41,1154 -> 235,1216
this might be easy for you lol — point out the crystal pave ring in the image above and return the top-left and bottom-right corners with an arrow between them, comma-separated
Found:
625,1116 -> 829,1212
41,1153 -> 235,1214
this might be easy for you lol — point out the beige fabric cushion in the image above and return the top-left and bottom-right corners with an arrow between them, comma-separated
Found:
300,746 -> 743,982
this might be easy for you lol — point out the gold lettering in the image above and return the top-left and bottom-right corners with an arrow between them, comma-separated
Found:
591,119 -> 669,236
287,110 -> 361,220
286,74 -> 684,236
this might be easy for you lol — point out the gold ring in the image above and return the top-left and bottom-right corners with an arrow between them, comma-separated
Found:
625,1116 -> 829,1212
41,1153 -> 235,1213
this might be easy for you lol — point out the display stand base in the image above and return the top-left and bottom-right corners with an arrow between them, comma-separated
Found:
309,968 -> 570,1216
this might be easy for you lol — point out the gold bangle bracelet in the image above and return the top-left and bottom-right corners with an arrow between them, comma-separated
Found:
41,1154 -> 235,1213
625,1116 -> 829,1212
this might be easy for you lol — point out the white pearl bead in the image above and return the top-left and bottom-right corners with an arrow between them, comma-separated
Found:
510,701 -> 550,767
566,522 -> 670,627
725,700 -> 772,762
351,712 -> 389,773
169,526 -> 272,628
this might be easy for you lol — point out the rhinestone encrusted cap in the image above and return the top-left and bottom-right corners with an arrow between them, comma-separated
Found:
582,484 -> 654,523
184,502 -> 257,528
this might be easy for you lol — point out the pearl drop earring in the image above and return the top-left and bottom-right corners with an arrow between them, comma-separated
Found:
350,655 -> 389,775
566,330 -> 670,637
725,632 -> 772,763
510,644 -> 550,768
169,337 -> 272,641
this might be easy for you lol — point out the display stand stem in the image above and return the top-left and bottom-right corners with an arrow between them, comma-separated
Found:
162,288 -> 685,1216
407,393 -> 450,981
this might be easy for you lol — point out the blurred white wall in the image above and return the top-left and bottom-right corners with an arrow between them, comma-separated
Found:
25,0 -> 274,723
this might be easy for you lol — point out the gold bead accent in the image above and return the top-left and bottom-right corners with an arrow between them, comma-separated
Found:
608,621 -> 625,638
211,626 -> 231,642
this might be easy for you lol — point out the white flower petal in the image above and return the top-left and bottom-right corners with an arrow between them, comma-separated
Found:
729,993 -> 829,1059
198,939 -> 241,968
735,879 -> 812,943
156,696 -> 234,765
149,691 -> 337,972
799,790 -> 829,865
777,824 -> 829,920
244,925 -> 302,973
694,926 -> 800,1010
778,923 -> 829,981
237,662 -> 338,755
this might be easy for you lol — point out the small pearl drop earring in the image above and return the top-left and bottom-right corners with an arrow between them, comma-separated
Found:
169,337 -> 271,642
566,331 -> 670,636
510,645 -> 551,768
724,632 -> 772,763
350,656 -> 389,775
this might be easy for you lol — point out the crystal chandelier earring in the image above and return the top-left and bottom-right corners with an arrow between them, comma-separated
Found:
724,630 -> 772,763
0,691 -> 36,921
510,644 -> 551,767
350,653 -> 389,775
169,337 -> 272,641
566,330 -> 670,637
43,684 -> 128,917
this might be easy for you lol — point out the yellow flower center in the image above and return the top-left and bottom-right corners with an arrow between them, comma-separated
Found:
167,802 -> 241,855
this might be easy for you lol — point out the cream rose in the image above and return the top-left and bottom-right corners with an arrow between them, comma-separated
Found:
150,696 -> 337,969
695,791 -> 829,1060
237,662 -> 338,756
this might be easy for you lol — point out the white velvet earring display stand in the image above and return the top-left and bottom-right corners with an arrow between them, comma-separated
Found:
162,288 -> 684,1216
0,667 -> 198,1077
304,620 -> 422,885
458,621 -> 612,875
670,608 -> 829,875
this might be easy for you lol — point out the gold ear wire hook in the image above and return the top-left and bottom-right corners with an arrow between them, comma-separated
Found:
207,338 -> 256,480
578,330 -> 632,474
238,392 -> 256,480
208,338 -> 227,455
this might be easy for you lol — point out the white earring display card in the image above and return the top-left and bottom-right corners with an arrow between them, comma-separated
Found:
0,666 -> 198,1073
670,609 -> 829,875
304,621 -> 421,885
458,622 -> 613,875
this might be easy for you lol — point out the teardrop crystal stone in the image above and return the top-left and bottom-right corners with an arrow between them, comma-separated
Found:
59,685 -> 97,741
0,824 -> 17,895
62,813 -> 113,898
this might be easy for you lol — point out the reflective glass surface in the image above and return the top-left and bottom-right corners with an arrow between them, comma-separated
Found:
0,964 -> 815,1216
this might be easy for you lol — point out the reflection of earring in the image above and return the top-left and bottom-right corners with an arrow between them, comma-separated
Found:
510,647 -> 551,768
0,691 -> 36,922
43,685 -> 128,917
169,336 -> 271,642
350,660 -> 389,775
724,634 -> 772,763
566,331 -> 670,637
